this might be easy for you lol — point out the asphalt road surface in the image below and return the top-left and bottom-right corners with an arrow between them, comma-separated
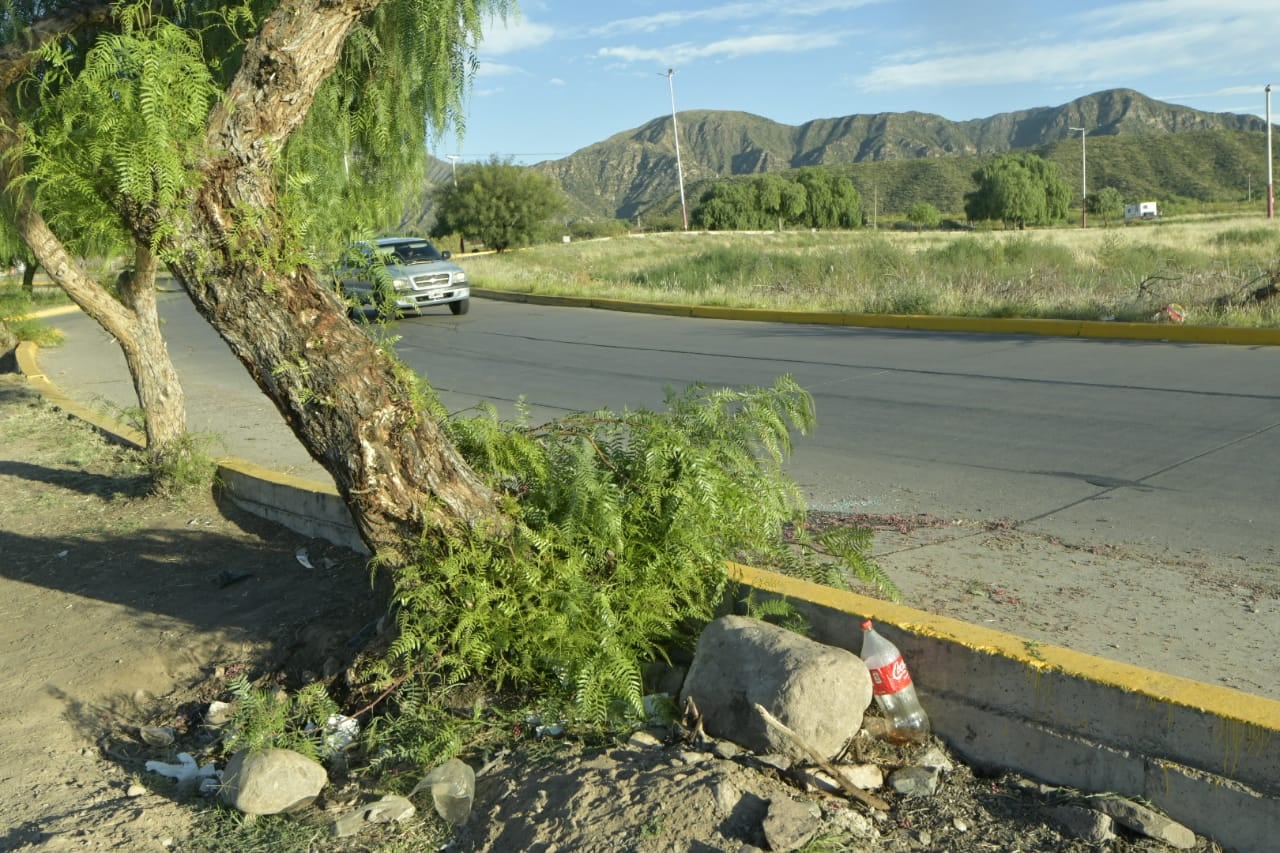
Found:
39,293 -> 1280,566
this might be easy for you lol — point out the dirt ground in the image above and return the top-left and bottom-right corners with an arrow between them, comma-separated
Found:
0,375 -> 1242,852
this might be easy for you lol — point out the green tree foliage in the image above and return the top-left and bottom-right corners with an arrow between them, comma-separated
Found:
692,181 -> 758,230
20,9 -> 220,252
1087,186 -> 1125,224
965,153 -> 1071,228
691,168 -> 859,231
430,158 -> 567,252
794,167 -> 861,228
284,0 -> 515,254
363,376 -> 894,732
906,201 -> 942,228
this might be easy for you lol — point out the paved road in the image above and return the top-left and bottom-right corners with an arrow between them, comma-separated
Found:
38,292 -> 1280,565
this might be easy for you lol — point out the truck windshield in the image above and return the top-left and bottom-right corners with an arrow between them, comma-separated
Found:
381,241 -> 443,264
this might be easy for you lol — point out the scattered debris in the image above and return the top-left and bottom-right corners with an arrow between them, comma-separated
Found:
1153,303 -> 1186,323
409,758 -> 475,826
145,752 -> 219,788
137,725 -> 175,747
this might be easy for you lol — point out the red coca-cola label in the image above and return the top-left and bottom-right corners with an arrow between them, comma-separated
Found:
869,656 -> 912,695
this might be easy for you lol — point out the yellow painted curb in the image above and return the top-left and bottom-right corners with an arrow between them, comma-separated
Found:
730,561 -> 1280,731
472,288 -> 1280,346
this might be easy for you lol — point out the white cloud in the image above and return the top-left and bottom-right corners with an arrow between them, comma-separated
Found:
856,12 -> 1262,93
548,77 -> 566,86
593,0 -> 880,37
599,31 -> 846,66
1167,85 -> 1274,101
480,14 -> 555,56
1074,0 -> 1276,32
476,61 -> 527,79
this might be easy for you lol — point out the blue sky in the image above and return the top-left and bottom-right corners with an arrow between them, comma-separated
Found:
446,0 -> 1278,165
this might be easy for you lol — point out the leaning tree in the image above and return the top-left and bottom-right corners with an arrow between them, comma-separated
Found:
2,0 -> 512,555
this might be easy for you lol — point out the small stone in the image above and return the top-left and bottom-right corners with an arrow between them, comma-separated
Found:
1047,804 -> 1116,844
762,796 -> 818,852
711,740 -> 741,760
756,753 -> 792,773
675,750 -> 712,765
713,780 -> 741,815
126,783 -> 147,798
1088,796 -> 1196,849
796,764 -> 883,794
138,726 -> 175,747
331,808 -> 369,838
627,730 -> 663,750
205,701 -> 235,727
952,817 -> 969,832
917,829 -> 932,846
916,746 -> 953,773
889,766 -> 940,797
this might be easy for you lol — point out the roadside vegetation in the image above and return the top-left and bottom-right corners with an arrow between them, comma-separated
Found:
462,216 -> 1280,327
0,282 -> 67,346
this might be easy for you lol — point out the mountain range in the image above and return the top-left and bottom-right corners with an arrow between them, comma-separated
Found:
523,88 -> 1269,222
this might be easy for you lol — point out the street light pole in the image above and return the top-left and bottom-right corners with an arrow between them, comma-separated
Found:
1266,85 -> 1274,220
447,155 -> 460,188
1069,127 -> 1087,227
664,68 -> 689,231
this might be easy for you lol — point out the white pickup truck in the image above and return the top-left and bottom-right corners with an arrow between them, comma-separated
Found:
336,236 -> 470,316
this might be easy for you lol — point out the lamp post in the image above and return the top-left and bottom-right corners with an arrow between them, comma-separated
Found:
663,68 -> 689,231
1267,85 -> 1274,219
1069,127 -> 1087,227
446,154 -> 460,188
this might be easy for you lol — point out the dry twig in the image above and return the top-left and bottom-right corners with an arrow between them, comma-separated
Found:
753,703 -> 889,811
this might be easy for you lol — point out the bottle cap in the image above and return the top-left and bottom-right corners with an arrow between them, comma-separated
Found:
861,619 -> 872,631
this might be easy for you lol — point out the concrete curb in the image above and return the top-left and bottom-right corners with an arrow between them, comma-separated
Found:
11,309 -> 1280,850
473,288 -> 1280,346
13,341 -> 368,553
732,563 -> 1280,853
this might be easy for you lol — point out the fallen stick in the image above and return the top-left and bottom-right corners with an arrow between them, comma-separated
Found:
753,703 -> 890,812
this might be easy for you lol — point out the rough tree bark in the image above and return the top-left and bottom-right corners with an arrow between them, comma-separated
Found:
163,0 -> 506,559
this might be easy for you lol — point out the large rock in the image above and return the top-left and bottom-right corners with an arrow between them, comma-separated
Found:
219,748 -> 328,815
680,615 -> 872,757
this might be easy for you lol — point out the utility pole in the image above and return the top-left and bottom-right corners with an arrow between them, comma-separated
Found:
1267,85 -> 1274,219
1069,127 -> 1087,227
664,69 -> 689,231
447,155 -> 460,188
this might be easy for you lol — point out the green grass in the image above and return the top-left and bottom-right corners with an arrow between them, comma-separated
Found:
464,215 -> 1280,327
0,285 -> 69,346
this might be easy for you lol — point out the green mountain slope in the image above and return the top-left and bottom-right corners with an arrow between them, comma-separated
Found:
532,88 -> 1268,220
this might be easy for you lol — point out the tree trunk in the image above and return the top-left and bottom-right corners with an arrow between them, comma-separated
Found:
115,245 -> 187,449
14,194 -> 189,451
0,4 -> 188,454
165,0 -> 505,561
20,259 -> 34,294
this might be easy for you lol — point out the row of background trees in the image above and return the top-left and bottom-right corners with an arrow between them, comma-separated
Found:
423,152 -> 1142,250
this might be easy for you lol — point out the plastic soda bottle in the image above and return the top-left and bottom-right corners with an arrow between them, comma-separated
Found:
859,619 -> 930,743
421,758 -> 475,825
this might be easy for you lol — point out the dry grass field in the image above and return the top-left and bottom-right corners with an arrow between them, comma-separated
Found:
461,215 -> 1280,327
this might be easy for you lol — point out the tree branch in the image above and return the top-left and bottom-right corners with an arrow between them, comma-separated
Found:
753,702 -> 890,812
